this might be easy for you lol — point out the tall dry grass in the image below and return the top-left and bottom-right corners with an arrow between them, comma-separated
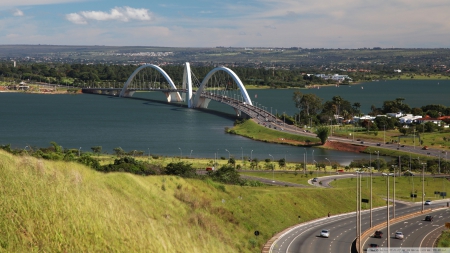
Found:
0,150 -> 381,252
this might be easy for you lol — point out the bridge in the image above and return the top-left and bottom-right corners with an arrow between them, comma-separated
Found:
81,62 -> 288,127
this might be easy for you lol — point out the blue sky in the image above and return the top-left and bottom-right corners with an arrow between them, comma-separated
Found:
1,0 -> 449,48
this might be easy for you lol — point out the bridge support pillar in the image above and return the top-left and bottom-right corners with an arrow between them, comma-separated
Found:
164,92 -> 183,103
195,97 -> 211,108
123,91 -> 135,97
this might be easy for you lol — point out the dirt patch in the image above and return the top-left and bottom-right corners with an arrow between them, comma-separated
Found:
323,141 -> 366,153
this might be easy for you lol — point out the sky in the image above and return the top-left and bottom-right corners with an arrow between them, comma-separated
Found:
0,0 -> 449,48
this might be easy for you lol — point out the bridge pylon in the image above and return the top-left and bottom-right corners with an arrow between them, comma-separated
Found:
119,64 -> 182,103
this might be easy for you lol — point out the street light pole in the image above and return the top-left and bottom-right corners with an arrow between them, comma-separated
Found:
304,148 -> 308,174
325,158 -> 331,174
78,147 -> 82,157
178,147 -> 182,158
359,171 -> 362,252
251,150 -> 253,161
370,153 -> 373,228
225,149 -> 230,159
269,154 -> 274,182
190,150 -> 193,158
422,163 -> 425,212
387,165 -> 390,250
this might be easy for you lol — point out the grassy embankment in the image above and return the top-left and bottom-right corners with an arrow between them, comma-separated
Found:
1,150 -> 388,252
227,119 -> 321,146
437,231 -> 450,247
332,126 -> 450,151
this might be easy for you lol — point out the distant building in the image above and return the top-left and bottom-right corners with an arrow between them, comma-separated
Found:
416,115 -> 442,126
399,114 -> 422,124
386,112 -> 403,118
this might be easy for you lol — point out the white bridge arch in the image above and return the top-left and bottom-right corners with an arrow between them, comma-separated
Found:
118,63 -> 253,114
189,65 -> 253,109
119,64 -> 182,102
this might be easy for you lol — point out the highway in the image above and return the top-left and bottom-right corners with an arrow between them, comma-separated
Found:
362,204 -> 450,250
267,201 -> 449,253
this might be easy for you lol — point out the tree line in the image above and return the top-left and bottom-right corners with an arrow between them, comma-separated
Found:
292,91 -> 450,132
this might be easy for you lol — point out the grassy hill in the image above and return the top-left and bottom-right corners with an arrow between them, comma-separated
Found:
0,150 -> 386,252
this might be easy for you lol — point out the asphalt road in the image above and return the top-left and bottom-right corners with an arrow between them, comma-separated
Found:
362,203 -> 450,250
268,201 -> 448,253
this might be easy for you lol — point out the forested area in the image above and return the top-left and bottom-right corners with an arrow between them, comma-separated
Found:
0,62 -> 332,88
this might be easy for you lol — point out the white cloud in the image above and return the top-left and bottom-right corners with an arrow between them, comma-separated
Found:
66,13 -> 87,25
13,9 -> 24,16
0,0 -> 83,7
66,6 -> 153,25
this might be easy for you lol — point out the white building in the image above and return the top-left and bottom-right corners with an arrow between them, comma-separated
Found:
399,114 -> 422,124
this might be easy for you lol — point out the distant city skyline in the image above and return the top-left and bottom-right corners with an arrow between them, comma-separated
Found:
0,0 -> 449,48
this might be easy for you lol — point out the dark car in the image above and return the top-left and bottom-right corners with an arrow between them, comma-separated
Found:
376,143 -> 381,146
425,215 -> 433,221
374,230 -> 383,238
369,243 -> 378,248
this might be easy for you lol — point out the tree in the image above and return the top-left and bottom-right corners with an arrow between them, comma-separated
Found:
113,147 -> 125,157
228,157 -> 236,167
293,92 -> 323,116
209,165 -> 243,185
91,146 -> 102,156
315,126 -> 330,144
278,158 -> 286,168
332,96 -> 343,116
164,162 -> 196,177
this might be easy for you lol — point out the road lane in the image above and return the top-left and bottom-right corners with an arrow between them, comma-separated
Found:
270,202 -> 417,252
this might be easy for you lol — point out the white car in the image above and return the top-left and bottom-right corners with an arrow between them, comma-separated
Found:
320,229 -> 330,238
425,200 -> 432,205
395,231 -> 404,239
381,173 -> 387,176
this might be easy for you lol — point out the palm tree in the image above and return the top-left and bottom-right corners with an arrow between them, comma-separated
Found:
352,102 -> 361,117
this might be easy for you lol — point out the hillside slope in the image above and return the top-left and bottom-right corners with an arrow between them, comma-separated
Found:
0,151 -> 384,252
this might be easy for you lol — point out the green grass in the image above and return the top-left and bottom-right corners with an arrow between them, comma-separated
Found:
241,171 -> 332,186
229,119 -> 321,145
329,175 -> 450,201
334,126 -> 450,153
0,150 -> 387,252
437,230 -> 450,247
245,170 -> 450,202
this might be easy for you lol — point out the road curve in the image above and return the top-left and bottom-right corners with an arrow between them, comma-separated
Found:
362,204 -> 450,251
263,201 -> 448,253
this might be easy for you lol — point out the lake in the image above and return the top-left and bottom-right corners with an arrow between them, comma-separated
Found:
1,80 -> 447,165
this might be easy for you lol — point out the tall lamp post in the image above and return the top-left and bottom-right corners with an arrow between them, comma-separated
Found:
190,150 -> 193,158
241,147 -> 243,161
178,147 -> 182,158
387,163 -> 390,251
269,154 -> 275,182
304,148 -> 307,174
78,147 -> 82,157
370,156 -> 373,228
225,149 -> 230,159
251,150 -> 253,161
325,158 -> 331,174
356,170 -> 362,252
422,163 -> 426,213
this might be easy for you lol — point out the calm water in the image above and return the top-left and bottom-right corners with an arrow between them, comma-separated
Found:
1,80 -> 447,165
243,80 -> 450,116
